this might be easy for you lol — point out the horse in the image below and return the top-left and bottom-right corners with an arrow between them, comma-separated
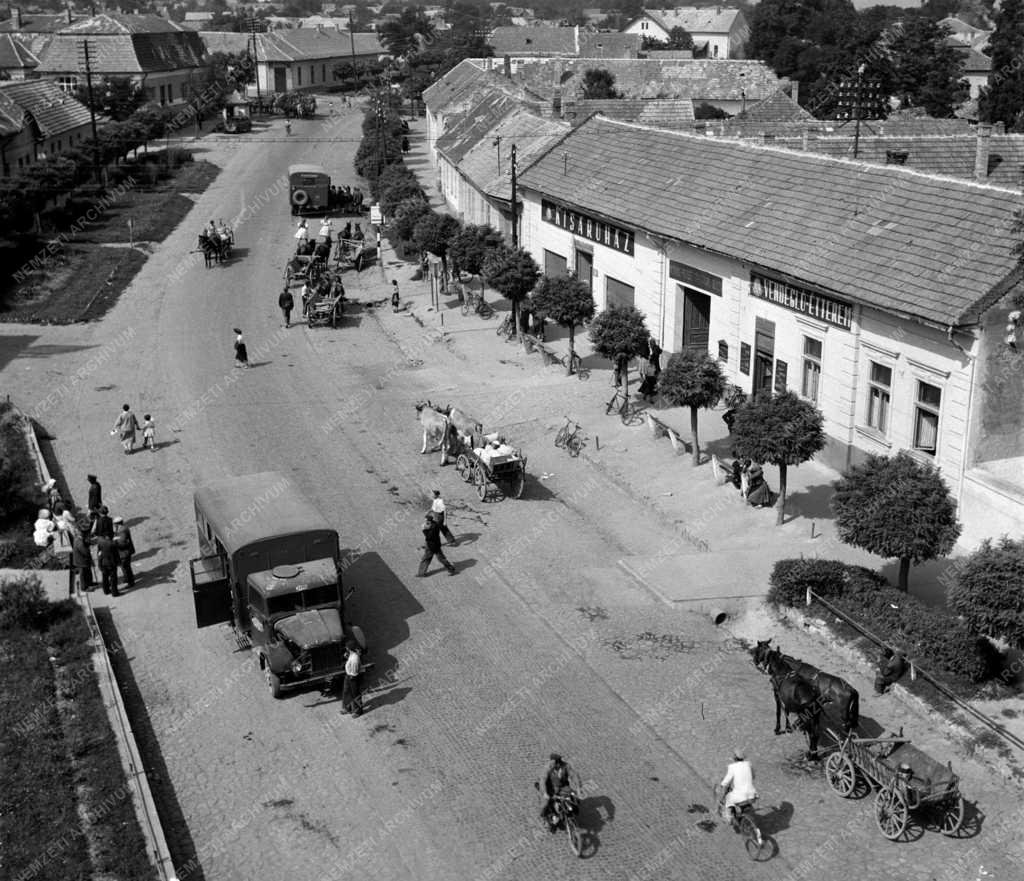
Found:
197,232 -> 216,268
414,401 -> 451,465
753,639 -> 860,734
753,644 -> 825,760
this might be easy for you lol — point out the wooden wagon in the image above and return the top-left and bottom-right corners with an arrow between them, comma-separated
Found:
823,726 -> 964,840
452,434 -> 527,501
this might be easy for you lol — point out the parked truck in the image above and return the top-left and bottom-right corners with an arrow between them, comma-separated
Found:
189,472 -> 365,698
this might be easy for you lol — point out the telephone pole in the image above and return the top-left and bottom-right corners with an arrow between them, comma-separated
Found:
510,142 -> 518,248
348,11 -> 358,91
248,17 -> 262,107
77,40 -> 101,180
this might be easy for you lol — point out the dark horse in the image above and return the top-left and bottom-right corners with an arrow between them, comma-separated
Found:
753,644 -> 824,759
753,639 -> 860,734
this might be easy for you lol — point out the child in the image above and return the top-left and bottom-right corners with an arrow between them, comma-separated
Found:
391,280 -> 400,312
142,415 -> 155,451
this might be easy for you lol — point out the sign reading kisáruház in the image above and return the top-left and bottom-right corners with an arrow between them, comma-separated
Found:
541,199 -> 634,256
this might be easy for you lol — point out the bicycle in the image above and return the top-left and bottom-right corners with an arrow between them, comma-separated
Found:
461,289 -> 494,319
534,784 -> 583,857
568,350 -> 590,380
604,388 -> 645,426
554,416 -> 586,457
496,312 -> 515,339
714,784 -> 770,862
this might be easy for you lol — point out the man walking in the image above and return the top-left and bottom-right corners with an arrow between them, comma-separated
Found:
113,516 -> 136,588
417,513 -> 456,577
95,533 -> 120,597
279,287 -> 294,328
430,490 -> 456,545
87,474 -> 102,528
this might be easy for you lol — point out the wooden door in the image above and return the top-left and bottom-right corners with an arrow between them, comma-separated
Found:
681,287 -> 711,352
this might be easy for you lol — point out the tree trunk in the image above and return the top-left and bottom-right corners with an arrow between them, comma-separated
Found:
690,404 -> 700,466
512,298 -> 521,342
776,461 -> 787,526
898,556 -> 910,592
567,324 -> 576,375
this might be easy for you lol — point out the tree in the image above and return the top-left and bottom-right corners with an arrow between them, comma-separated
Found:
831,451 -> 962,590
694,102 -> 731,120
979,0 -> 1024,131
412,211 -> 461,276
390,197 -> 432,244
884,18 -> 968,117
531,274 -> 596,373
581,68 -> 622,100
730,390 -> 825,524
481,245 -> 540,338
657,351 -> 727,466
447,223 -> 503,295
74,77 -> 148,122
588,305 -> 649,400
379,6 -> 436,58
948,537 -> 1024,648
666,26 -> 694,50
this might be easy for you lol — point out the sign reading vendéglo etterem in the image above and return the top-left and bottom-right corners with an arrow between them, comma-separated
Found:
541,199 -> 635,256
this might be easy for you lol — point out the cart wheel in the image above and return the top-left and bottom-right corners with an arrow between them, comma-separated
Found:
875,786 -> 908,840
456,454 -> 472,482
938,795 -> 964,836
510,463 -> 526,499
825,753 -> 857,797
474,466 -> 487,501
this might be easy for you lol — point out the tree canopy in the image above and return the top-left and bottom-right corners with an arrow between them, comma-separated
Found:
581,68 -> 622,100
379,6 -> 436,58
482,245 -> 540,334
948,537 -> 1024,648
448,224 -> 504,278
531,274 -> 595,369
831,451 -> 961,589
588,304 -> 649,397
882,17 -> 968,117
657,351 -> 727,465
979,0 -> 1024,131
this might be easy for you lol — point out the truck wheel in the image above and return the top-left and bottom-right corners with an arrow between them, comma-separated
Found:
265,666 -> 283,699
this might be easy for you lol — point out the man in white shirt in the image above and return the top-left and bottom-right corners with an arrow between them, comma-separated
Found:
341,641 -> 364,716
430,490 -> 456,545
720,748 -> 757,820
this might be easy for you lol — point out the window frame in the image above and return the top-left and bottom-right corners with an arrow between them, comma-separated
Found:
865,360 -> 893,435
801,336 -> 823,404
912,379 -> 942,457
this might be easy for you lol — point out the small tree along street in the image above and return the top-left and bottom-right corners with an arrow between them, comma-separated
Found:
949,537 -> 1024,649
481,245 -> 540,339
448,224 -> 504,297
731,390 -> 825,525
588,305 -> 650,402
657,351 -> 728,466
530,275 -> 596,374
413,212 -> 461,278
831,450 -> 962,590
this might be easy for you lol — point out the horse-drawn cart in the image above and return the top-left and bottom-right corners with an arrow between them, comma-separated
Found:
823,726 -> 964,840
452,433 -> 527,501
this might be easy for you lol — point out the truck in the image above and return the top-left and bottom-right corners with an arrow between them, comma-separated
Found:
189,472 -> 365,698
289,163 -> 331,216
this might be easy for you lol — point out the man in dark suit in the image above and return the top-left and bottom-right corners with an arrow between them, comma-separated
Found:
113,517 -> 136,588
87,474 -> 102,528
416,513 -> 456,577
95,534 -> 120,597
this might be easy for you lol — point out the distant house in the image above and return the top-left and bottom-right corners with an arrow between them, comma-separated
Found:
622,7 -> 748,59
184,12 -> 215,24
298,15 -> 351,31
956,46 -> 991,100
200,29 -> 384,95
0,6 -> 85,34
487,25 -> 640,62
0,33 -> 40,80
33,14 -> 207,107
0,79 -> 97,176
938,15 -> 991,49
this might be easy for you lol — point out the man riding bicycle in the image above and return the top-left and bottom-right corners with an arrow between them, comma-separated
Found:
539,753 -> 582,829
720,748 -> 757,820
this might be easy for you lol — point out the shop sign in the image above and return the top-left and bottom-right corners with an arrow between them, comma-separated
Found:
541,199 -> 634,256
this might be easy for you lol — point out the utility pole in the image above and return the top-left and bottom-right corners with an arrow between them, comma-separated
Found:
852,64 -> 864,159
77,40 -> 101,181
510,143 -> 518,248
248,16 -> 262,108
348,11 -> 358,92
493,135 -> 501,176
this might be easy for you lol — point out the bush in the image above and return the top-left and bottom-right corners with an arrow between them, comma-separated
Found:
0,402 -> 40,520
949,537 -> 1024,648
770,557 -> 1000,683
0,575 -> 50,630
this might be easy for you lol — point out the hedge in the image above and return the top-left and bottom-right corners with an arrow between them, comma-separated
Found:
769,558 -> 1001,683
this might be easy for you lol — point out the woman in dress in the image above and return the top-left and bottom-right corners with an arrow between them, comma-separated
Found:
233,328 -> 250,369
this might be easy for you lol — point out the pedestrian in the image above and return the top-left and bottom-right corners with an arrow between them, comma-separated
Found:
70,524 -> 94,595
391,279 -> 400,312
417,512 -> 457,577
401,135 -> 410,154
341,221 -> 352,242
279,287 -> 295,328
329,101 -> 335,116
341,640 -> 365,716
112,403 -> 140,454
95,533 -> 120,597
294,219 -> 308,242
613,353 -> 629,388
113,516 -> 136,588
874,647 -> 908,694
637,355 -> 655,402
233,328 -> 250,368
87,473 -> 102,529
92,505 -> 114,539
319,217 -> 333,241
141,414 -> 156,452
42,477 -> 62,511
430,490 -> 456,545
285,120 -> 292,136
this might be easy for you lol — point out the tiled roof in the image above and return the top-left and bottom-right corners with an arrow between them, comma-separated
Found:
36,16 -> 207,74
0,89 -> 25,137
517,115 -> 1022,327
0,12 -> 84,33
710,114 -> 978,140
0,79 -> 93,138
436,92 -> 522,165
565,97 -> 695,129
629,7 -> 743,34
488,25 -> 577,56
958,46 -> 992,72
202,29 -> 383,62
422,59 -> 542,116
735,89 -> 813,123
197,32 -> 250,55
423,58 -> 486,112
762,133 -> 1024,190
0,33 -> 39,71
512,58 -> 781,102
458,106 -> 569,200
577,31 -> 641,57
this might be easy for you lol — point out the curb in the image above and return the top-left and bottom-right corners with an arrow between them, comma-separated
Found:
10,400 -> 178,881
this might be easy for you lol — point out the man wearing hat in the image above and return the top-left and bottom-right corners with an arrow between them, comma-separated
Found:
720,748 -> 757,820
95,531 -> 120,597
92,505 -> 114,540
538,753 -> 582,829
417,512 -> 456,577
430,489 -> 456,546
113,517 -> 136,588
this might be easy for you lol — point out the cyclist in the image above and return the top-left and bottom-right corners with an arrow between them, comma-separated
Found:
720,748 -> 757,820
539,753 -> 582,830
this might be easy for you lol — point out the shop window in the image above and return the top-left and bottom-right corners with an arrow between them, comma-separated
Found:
605,276 -> 635,309
866,361 -> 892,434
913,381 -> 942,456
543,250 -> 567,277
739,342 -> 751,375
718,340 -> 728,362
801,337 -> 822,403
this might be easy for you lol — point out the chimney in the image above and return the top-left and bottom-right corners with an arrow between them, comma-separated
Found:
974,122 -> 992,183
504,54 -> 512,79
11,7 -> 21,29
801,128 -> 809,151
789,80 -> 799,105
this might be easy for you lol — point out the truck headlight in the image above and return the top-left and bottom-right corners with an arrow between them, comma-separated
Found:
291,659 -> 304,674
